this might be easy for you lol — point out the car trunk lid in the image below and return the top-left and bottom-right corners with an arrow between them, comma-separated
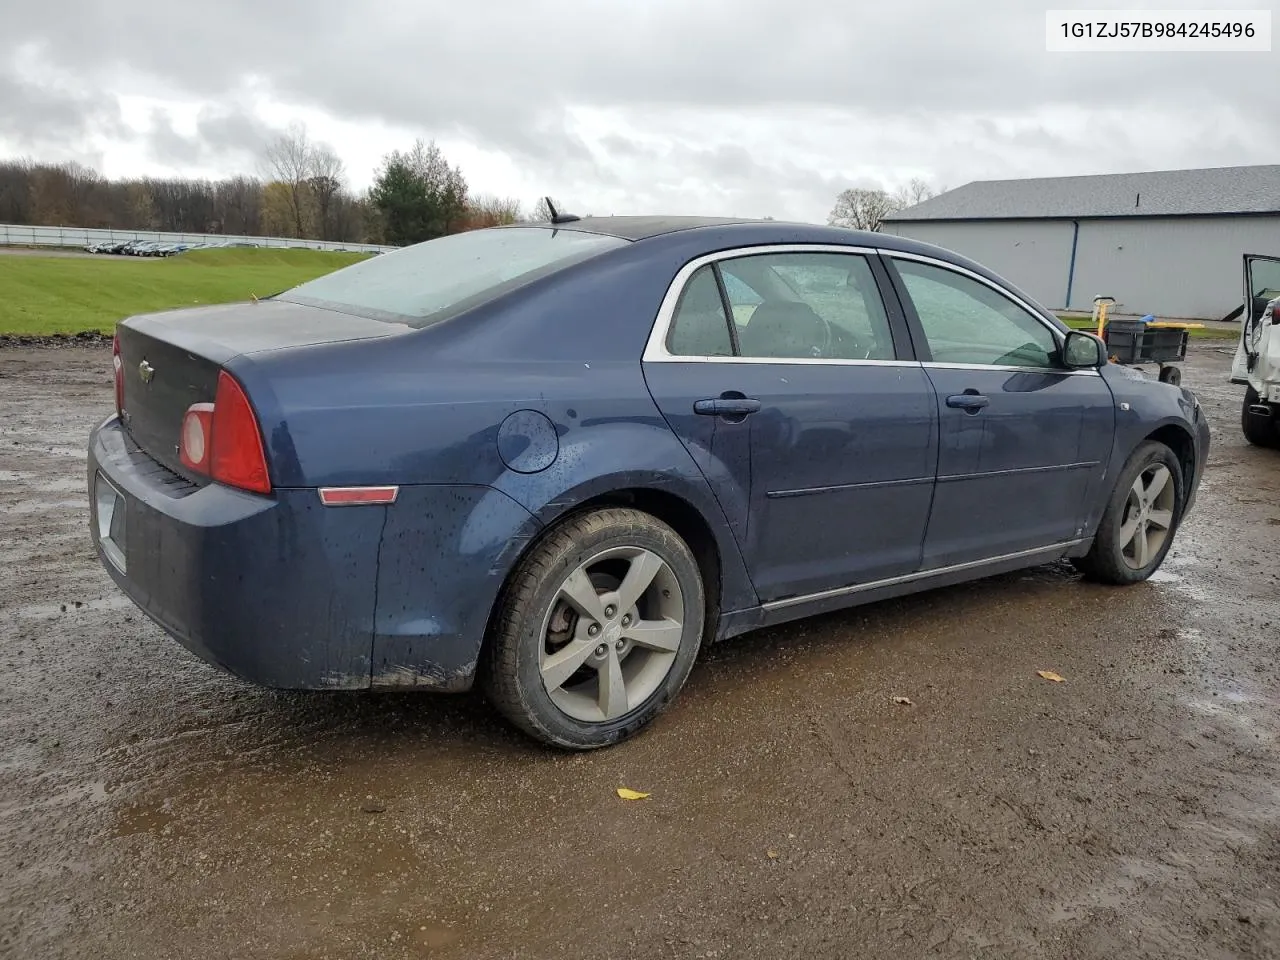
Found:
116,299 -> 412,479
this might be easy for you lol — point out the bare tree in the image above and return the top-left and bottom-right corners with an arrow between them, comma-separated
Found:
308,145 -> 346,240
893,177 -> 945,210
528,197 -> 555,221
827,188 -> 901,232
214,176 -> 263,235
465,194 -> 522,228
261,122 -> 315,238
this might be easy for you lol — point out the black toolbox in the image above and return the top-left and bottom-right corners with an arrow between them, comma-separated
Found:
1102,319 -> 1189,364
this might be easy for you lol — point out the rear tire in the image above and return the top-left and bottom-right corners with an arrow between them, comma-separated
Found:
482,507 -> 705,750
1073,441 -> 1184,585
1242,387 -> 1280,448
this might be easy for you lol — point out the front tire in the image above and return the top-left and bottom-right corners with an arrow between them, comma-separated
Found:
1242,387 -> 1280,448
1074,441 -> 1184,585
482,507 -> 705,750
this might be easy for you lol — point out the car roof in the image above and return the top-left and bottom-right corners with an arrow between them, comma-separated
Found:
508,215 -> 939,255
490,217 -> 1052,318
508,216 -> 757,240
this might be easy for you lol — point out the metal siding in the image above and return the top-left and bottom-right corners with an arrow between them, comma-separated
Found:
1069,216 -> 1280,318
884,220 -> 1076,309
887,215 -> 1280,319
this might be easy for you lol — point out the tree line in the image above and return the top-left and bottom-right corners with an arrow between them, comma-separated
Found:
827,178 -> 945,232
0,119 -> 945,245
0,123 -> 542,246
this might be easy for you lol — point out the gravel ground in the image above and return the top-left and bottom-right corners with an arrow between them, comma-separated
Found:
1,342 -> 1278,960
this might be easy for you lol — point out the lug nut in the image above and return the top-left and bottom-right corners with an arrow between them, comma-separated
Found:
588,623 -> 601,637
604,605 -> 617,619
621,614 -> 632,627
615,639 -> 625,651
594,644 -> 608,657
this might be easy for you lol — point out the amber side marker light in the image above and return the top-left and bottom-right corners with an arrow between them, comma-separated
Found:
317,486 -> 400,506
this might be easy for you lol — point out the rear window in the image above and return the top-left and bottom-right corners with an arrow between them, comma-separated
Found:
276,226 -> 628,326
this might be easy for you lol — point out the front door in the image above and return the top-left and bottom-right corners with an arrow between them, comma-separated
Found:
884,255 -> 1115,569
643,247 -> 938,605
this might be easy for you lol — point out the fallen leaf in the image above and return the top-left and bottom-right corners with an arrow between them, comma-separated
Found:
891,696 -> 913,705
767,849 -> 780,860
1037,670 -> 1065,683
616,787 -> 650,801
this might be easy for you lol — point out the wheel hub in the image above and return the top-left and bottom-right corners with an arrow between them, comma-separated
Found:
536,545 -> 686,723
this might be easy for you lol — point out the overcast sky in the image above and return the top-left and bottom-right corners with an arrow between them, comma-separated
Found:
1,0 -> 1274,222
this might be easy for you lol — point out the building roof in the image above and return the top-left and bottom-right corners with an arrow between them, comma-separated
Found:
884,165 -> 1280,222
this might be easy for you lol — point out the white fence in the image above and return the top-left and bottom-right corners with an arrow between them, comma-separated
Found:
0,223 -> 396,254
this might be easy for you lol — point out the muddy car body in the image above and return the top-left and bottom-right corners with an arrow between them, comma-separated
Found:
89,217 -> 1210,748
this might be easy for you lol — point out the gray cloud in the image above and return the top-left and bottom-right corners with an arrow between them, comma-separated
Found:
2,0 -> 1276,220
0,71 -> 125,148
142,106 -> 280,171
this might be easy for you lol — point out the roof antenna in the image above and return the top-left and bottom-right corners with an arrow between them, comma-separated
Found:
543,196 -> 580,225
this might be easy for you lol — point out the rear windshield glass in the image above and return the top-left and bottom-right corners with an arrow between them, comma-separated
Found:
275,226 -> 628,325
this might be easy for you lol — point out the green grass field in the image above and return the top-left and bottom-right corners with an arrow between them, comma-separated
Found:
0,248 -> 370,336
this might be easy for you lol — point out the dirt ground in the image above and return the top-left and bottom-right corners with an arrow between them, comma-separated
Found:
2,342 -> 1278,960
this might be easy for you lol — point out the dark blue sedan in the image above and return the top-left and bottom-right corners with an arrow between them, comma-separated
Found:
88,216 -> 1209,748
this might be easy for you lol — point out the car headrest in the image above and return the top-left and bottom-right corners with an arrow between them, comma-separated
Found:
740,301 -> 825,358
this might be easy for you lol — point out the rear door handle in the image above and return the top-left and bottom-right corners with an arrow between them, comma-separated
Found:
694,397 -> 762,417
946,393 -> 989,412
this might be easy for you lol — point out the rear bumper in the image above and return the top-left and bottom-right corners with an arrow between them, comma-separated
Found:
89,416 -> 542,691
89,416 -> 382,688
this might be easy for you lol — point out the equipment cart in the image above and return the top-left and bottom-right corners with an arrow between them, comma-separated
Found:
1090,296 -> 1201,387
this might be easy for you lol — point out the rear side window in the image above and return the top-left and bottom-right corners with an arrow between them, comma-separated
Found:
664,252 -> 895,360
666,266 -> 735,357
720,252 -> 896,360
277,227 -> 628,326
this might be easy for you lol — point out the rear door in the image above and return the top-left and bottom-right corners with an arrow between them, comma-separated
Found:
883,254 -> 1115,569
643,245 -> 938,605
1233,254 -> 1280,384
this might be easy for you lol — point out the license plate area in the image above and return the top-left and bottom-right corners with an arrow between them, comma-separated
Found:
94,471 -> 127,574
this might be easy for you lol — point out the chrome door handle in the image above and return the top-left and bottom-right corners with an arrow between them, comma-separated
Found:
946,393 -> 989,412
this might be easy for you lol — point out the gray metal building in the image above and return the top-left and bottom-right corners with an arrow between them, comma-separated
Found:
881,165 -> 1280,320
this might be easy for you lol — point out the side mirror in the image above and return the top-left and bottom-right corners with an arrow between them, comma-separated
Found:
1063,330 -> 1105,369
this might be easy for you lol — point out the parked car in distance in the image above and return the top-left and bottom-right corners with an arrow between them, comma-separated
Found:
89,217 -> 1210,749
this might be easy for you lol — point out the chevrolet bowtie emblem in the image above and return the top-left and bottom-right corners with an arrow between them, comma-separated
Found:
138,359 -> 155,384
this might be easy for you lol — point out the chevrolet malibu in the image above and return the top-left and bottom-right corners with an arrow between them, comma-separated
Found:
89,216 -> 1210,749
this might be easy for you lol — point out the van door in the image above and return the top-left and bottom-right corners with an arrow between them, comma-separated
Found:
1232,254 -> 1280,385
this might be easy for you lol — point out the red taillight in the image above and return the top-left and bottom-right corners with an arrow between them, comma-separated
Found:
112,333 -> 123,416
177,371 -> 271,494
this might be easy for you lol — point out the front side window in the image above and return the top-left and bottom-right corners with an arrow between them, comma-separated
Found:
277,226 -> 628,326
893,259 -> 1059,368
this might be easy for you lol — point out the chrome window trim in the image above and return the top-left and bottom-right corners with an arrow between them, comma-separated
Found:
876,249 -> 1100,376
642,243 -> 908,366
922,361 -> 1100,377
